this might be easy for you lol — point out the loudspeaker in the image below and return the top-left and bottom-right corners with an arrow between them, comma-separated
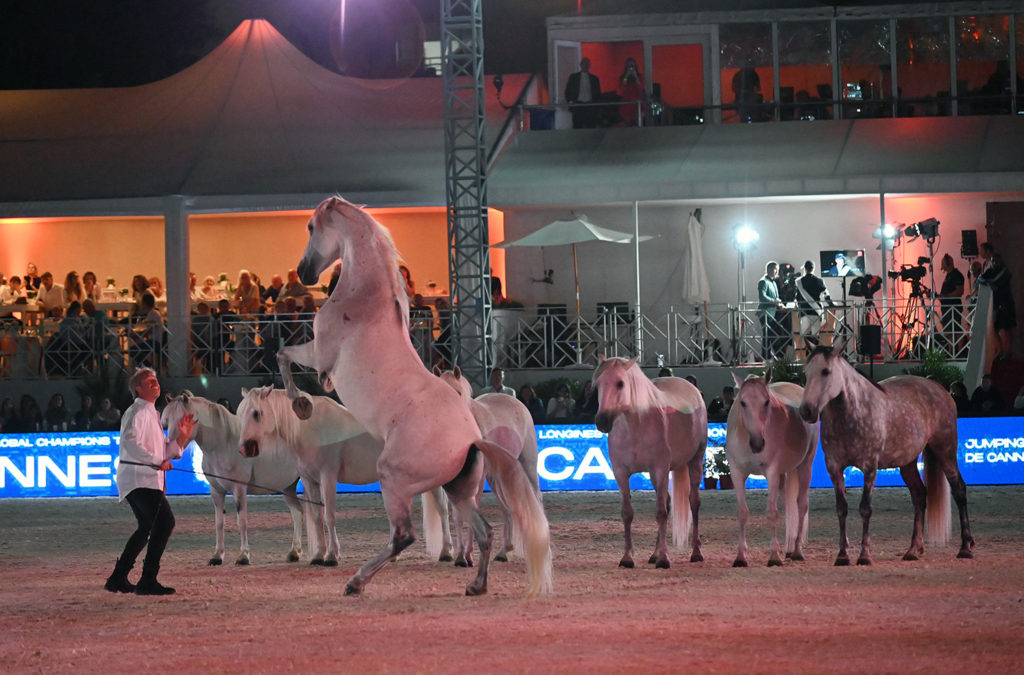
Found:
961,229 -> 979,258
858,324 -> 881,356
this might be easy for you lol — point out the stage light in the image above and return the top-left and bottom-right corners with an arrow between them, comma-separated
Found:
733,224 -> 759,251
904,217 -> 940,241
872,223 -> 902,250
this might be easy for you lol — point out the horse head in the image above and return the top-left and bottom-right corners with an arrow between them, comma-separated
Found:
735,372 -> 772,453
298,197 -> 349,285
592,356 -> 644,433
238,386 -> 278,458
161,390 -> 198,446
434,365 -> 473,398
799,336 -> 848,423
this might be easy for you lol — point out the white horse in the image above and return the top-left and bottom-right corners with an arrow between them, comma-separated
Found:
236,386 -> 454,566
593,356 -> 708,568
434,366 -> 541,565
799,337 -> 974,565
161,392 -> 305,566
279,196 -> 552,597
725,370 -> 818,567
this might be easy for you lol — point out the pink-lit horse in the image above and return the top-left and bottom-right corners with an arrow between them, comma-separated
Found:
726,371 -> 817,567
799,337 -> 974,565
280,196 -> 552,597
593,356 -> 708,568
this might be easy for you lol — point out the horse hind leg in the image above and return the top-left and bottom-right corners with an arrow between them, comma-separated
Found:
855,469 -> 878,566
234,488 -> 251,565
765,473 -> 784,567
899,461 -> 927,561
281,487 -> 304,562
934,447 -> 975,558
456,498 -> 494,596
209,488 -> 227,565
345,494 -> 416,596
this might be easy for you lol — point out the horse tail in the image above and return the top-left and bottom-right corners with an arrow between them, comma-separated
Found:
670,467 -> 692,551
421,488 -> 447,559
924,447 -> 952,547
782,471 -> 805,550
474,439 -> 553,598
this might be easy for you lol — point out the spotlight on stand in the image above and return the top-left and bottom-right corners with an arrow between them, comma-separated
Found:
903,217 -> 940,241
733,224 -> 759,251
872,223 -> 902,250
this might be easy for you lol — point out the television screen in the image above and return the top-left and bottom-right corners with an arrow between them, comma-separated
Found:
820,249 -> 866,277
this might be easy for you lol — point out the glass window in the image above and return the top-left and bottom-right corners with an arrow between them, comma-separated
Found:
720,22 -> 774,123
778,20 -> 833,121
957,14 -> 1011,115
838,19 -> 891,119
896,17 -> 951,117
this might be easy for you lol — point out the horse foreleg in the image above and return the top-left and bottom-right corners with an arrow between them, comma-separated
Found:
899,462 -> 927,561
305,482 -> 329,565
939,457 -> 975,558
647,470 -> 671,569
857,468 -> 878,565
789,456 -> 814,562
322,473 -> 341,566
829,464 -> 851,566
765,472 -> 783,567
234,487 -> 251,565
276,342 -> 315,420
281,486 -> 304,562
614,470 -> 636,568
209,488 -> 227,565
345,492 -> 416,596
733,474 -> 752,568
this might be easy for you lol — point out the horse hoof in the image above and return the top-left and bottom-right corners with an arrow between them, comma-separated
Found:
286,552 -> 300,563
235,558 -> 250,566
902,552 -> 920,561
454,559 -> 470,568
834,557 -> 850,567
654,558 -> 670,570
438,554 -> 454,563
494,553 -> 508,563
689,551 -> 704,563
957,549 -> 975,559
767,558 -> 783,567
788,552 -> 805,562
323,559 -> 339,567
619,558 -> 635,569
344,582 -> 362,596
292,398 -> 313,420
732,559 -> 748,568
465,583 -> 488,597
208,558 -> 223,566
310,558 -> 325,566
856,557 -> 872,566
648,554 -> 658,565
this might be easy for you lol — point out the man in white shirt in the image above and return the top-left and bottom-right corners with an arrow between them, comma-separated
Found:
487,367 -> 516,396
0,275 -> 24,304
105,367 -> 196,595
37,271 -> 65,314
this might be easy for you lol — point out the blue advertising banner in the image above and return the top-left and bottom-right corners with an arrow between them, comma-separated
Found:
2,417 -> 1023,498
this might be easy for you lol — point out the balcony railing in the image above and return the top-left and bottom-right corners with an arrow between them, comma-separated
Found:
0,297 -> 975,381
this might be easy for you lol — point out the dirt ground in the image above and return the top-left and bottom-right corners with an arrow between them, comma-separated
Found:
1,485 -> 1021,674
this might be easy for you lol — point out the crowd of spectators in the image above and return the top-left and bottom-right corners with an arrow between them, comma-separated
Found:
0,392 -> 123,433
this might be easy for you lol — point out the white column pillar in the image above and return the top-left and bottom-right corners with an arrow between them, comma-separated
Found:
164,195 -> 190,377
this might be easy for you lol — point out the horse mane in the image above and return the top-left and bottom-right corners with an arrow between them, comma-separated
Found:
595,357 -> 664,414
244,386 -> 302,446
808,344 -> 885,392
325,196 -> 410,324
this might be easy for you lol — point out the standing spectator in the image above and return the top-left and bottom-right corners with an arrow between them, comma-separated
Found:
795,259 -> 832,348
977,242 -> 1016,359
105,367 -> 196,595
38,271 -> 65,314
707,386 -> 736,423
517,385 -> 546,425
937,254 -> 965,353
487,368 -> 515,396
970,374 -> 1005,416
280,269 -> 310,300
564,57 -> 602,129
617,57 -> 645,127
546,382 -> 576,422
24,262 -> 41,291
82,271 -> 102,303
758,261 -> 784,361
92,396 -> 122,431
187,272 -> 200,302
44,393 -> 72,432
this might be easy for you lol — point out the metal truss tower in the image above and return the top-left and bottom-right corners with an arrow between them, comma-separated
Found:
441,0 -> 492,388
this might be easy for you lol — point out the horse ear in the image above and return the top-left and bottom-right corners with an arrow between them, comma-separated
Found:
626,356 -> 639,369
832,336 -> 848,355
454,365 -> 462,379
731,371 -> 744,390
432,365 -> 441,377
241,387 -> 250,397
764,366 -> 773,384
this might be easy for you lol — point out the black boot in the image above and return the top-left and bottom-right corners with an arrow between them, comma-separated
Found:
104,557 -> 136,593
135,564 -> 175,596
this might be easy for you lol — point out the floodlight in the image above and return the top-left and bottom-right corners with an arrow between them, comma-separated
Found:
733,225 -> 759,251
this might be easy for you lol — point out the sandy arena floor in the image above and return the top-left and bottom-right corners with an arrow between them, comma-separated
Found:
1,486 -> 1021,673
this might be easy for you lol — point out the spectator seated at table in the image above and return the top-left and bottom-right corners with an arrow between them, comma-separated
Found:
190,301 -> 216,374
82,271 -> 102,303
147,276 -> 167,315
91,396 -> 121,432
128,293 -> 164,370
43,300 -> 91,375
43,393 -> 73,432
280,269 -> 310,300
129,274 -> 150,304
197,275 -> 225,302
38,272 -> 65,314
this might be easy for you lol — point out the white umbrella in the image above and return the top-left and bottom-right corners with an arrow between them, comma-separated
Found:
495,214 -> 652,317
681,209 -> 711,304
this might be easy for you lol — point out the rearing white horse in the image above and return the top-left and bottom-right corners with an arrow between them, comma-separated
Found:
280,196 -> 552,598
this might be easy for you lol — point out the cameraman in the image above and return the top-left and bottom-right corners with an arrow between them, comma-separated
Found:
795,260 -> 832,348
938,254 -> 964,353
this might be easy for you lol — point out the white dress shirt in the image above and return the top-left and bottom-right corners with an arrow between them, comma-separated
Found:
115,398 -> 182,500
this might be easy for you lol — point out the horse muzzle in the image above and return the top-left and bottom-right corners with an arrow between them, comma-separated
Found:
798,404 -> 818,424
748,436 -> 765,453
594,411 -> 616,434
240,439 -> 261,458
296,258 -> 321,286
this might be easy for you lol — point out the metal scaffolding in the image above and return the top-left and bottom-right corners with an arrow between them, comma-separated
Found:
441,0 -> 491,389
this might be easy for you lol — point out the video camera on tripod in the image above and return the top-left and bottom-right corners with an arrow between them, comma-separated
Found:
887,256 -> 931,296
